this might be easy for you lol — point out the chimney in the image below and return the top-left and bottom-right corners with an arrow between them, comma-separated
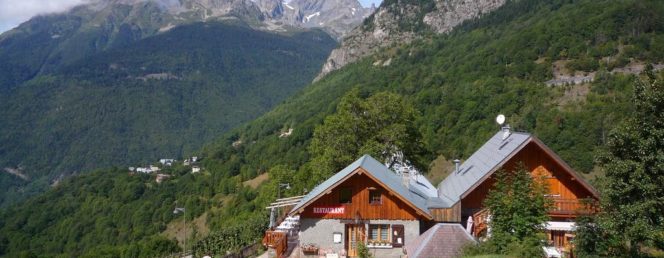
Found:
401,168 -> 410,188
501,124 -> 511,140
453,159 -> 461,174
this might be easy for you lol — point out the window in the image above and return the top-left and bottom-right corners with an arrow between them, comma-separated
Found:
339,188 -> 352,204
368,224 -> 391,244
369,190 -> 382,204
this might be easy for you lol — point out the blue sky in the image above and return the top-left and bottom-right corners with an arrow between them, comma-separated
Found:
359,0 -> 382,7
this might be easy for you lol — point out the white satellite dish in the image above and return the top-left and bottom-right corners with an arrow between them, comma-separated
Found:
496,114 -> 506,126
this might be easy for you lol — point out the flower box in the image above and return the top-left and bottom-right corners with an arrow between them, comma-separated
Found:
301,244 -> 319,255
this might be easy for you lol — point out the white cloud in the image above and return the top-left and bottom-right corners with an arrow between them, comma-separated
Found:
0,0 -> 92,33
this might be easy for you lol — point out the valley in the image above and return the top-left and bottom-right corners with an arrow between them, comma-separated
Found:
0,19 -> 337,207
0,0 -> 663,257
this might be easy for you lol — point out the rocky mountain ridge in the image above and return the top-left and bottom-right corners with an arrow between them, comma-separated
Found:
0,0 -> 374,90
6,0 -> 375,39
112,0 -> 376,38
316,0 -> 506,80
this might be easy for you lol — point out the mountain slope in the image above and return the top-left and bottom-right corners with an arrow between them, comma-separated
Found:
316,0 -> 506,79
0,0 -> 373,91
0,22 -> 336,206
202,0 -> 664,183
1,0 -> 663,257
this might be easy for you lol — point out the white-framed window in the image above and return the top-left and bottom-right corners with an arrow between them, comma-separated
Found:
368,224 -> 390,245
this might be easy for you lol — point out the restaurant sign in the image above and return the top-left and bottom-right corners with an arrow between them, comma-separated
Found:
313,206 -> 345,214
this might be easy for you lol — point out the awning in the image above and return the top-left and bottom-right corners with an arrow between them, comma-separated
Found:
545,221 -> 575,231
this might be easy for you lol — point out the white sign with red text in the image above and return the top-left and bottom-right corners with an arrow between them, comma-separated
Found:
312,206 -> 345,214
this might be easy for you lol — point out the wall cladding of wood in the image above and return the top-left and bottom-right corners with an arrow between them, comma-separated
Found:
300,169 -> 424,220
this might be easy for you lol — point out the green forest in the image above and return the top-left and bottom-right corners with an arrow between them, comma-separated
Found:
1,0 -> 663,257
0,22 -> 336,207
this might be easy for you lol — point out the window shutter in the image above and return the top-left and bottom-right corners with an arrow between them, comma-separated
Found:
392,224 -> 404,247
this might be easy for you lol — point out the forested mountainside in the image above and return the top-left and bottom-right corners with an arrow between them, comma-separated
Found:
0,22 -> 336,207
317,0 -> 507,79
0,0 -> 371,90
1,0 -> 663,257
202,0 -> 663,185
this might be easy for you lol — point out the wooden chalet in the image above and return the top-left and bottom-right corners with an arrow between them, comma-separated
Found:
435,127 -> 599,255
270,128 -> 598,258
287,155 -> 440,257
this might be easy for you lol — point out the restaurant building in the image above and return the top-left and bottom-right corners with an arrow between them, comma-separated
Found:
279,128 -> 599,257
289,154 -> 440,257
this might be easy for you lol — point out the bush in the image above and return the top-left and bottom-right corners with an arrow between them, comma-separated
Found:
567,57 -> 600,72
357,241 -> 372,258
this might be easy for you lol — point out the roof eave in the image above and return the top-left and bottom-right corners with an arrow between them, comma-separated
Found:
288,166 -> 434,220
361,170 -> 434,220
457,136 -> 601,201
530,136 -> 601,198
458,135 -> 533,200
287,167 -> 362,217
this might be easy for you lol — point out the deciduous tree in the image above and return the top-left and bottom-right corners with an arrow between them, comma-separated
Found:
594,69 -> 664,255
470,164 -> 551,256
308,89 -> 425,183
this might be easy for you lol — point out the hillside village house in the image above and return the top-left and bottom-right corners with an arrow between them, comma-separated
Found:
265,127 -> 599,258
159,158 -> 175,166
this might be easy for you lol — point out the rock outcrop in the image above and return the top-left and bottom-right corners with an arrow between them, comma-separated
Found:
120,0 -> 376,38
316,0 -> 506,80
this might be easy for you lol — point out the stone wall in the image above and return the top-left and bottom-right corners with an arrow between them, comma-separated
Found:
299,218 -> 419,258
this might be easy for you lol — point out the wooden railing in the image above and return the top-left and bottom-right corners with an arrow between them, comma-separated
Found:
262,231 -> 287,258
472,208 -> 490,237
549,198 -> 599,216
469,198 -> 598,237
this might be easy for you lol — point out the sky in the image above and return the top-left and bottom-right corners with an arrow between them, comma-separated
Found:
0,0 -> 383,34
0,0 -> 92,33
359,0 -> 382,8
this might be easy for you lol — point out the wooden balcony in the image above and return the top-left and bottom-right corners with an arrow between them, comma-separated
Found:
472,208 -> 490,237
469,198 -> 599,236
548,198 -> 599,217
262,231 -> 288,258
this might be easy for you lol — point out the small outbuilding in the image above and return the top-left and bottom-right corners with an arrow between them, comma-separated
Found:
404,223 -> 476,258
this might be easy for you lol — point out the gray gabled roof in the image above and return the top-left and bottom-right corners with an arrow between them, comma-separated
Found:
405,223 -> 476,258
437,130 -> 532,205
289,155 -> 437,218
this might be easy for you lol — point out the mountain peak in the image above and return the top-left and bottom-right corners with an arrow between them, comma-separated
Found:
316,0 -> 506,80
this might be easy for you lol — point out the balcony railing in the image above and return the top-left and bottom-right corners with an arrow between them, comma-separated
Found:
262,231 -> 287,258
472,208 -> 490,237
469,198 -> 598,236
549,198 -> 599,216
